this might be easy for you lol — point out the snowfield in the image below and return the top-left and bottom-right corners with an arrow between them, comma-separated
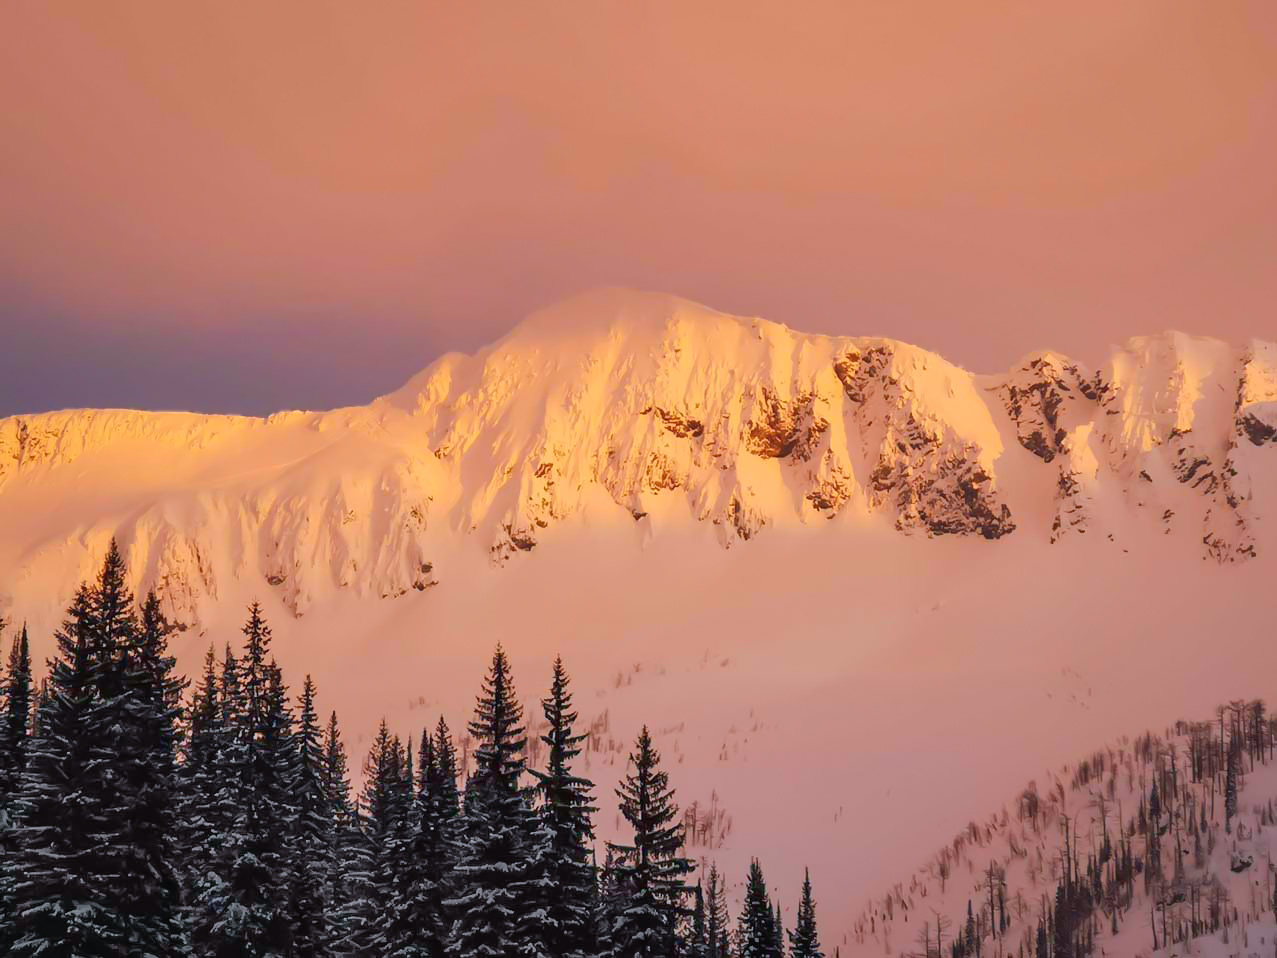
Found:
0,288 -> 1274,948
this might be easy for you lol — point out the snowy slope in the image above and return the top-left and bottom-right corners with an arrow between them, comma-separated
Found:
846,706 -> 1277,958
1,288 -> 1275,945
2,289 -> 1274,625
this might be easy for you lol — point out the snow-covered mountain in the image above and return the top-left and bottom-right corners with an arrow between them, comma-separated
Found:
2,288 -> 1276,948
1,288 -> 1274,625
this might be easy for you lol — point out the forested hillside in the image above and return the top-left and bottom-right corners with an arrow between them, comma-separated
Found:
847,703 -> 1277,958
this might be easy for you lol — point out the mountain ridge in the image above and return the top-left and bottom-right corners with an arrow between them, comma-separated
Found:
1,289 -> 1275,624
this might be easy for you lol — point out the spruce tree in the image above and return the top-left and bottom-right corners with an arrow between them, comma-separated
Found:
242,602 -> 273,737
0,623 -> 9,953
690,881 -> 708,958
448,645 -> 533,958
220,643 -> 245,730
289,676 -> 335,958
386,717 -> 461,958
523,655 -> 599,958
321,711 -> 354,829
1,624 -> 32,783
185,646 -> 221,774
192,606 -> 296,957
181,645 -> 227,922
193,633 -> 248,941
90,539 -> 137,695
1225,736 -> 1239,834
258,664 -> 301,947
385,733 -> 439,958
335,720 -> 401,955
110,590 -> 190,957
610,725 -> 695,958
433,717 -> 462,813
426,718 -> 462,946
29,677 -> 51,738
382,729 -> 430,958
737,860 -> 779,958
11,545 -> 188,956
0,622 -> 32,952
321,710 -> 368,954
789,869 -> 823,958
597,847 -> 624,957
10,584 -> 124,955
705,863 -> 730,958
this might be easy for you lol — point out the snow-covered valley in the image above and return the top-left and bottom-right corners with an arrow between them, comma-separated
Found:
1,289 -> 1275,952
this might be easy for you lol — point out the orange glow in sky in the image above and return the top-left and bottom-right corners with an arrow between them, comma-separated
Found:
2,2 -> 1276,413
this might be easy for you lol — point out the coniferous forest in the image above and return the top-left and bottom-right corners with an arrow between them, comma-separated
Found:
0,542 -> 825,958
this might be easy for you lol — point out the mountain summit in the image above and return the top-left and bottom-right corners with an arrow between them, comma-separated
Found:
1,289 -> 1274,621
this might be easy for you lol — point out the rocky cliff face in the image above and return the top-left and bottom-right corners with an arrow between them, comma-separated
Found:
0,289 -> 1273,623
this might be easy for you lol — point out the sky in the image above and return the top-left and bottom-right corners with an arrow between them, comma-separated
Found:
2,2 -> 1276,417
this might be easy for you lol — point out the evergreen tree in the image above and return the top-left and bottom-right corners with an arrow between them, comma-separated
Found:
187,646 -> 221,772
789,870 -> 823,958
181,645 -> 226,921
382,729 -> 432,958
523,655 -> 599,958
432,716 -> 462,818
289,676 -> 335,958
0,622 -> 33,953
185,643 -> 247,947
448,645 -> 533,958
0,625 -> 9,950
321,711 -> 354,828
220,643 -> 245,729
109,590 -> 190,956
385,733 -> 440,958
89,539 -> 137,694
610,726 -> 695,958
1,624 -> 32,784
736,860 -> 779,958
29,677 -> 51,738
1225,735 -> 1239,834
321,709 -> 368,955
191,606 -> 296,957
597,847 -> 624,957
705,863 -> 730,958
8,545 -> 188,955
10,580 -> 125,955
335,720 -> 402,955
1051,884 -> 1070,958
690,882 -> 708,958
241,602 -> 273,738
427,718 -> 462,945
386,717 -> 461,958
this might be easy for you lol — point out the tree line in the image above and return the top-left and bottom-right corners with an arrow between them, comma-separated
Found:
0,541 -> 824,958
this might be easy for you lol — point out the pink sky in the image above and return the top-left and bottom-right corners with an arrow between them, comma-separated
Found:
2,2 -> 1276,414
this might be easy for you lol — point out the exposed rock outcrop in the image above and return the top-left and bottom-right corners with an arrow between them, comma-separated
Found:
0,291 -> 1273,621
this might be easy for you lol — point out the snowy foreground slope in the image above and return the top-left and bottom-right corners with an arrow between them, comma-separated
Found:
0,288 -> 1275,945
